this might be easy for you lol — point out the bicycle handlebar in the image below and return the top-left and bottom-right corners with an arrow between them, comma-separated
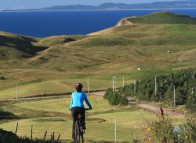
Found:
69,108 -> 92,111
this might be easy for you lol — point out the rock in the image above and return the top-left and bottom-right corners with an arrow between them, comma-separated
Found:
117,18 -> 132,26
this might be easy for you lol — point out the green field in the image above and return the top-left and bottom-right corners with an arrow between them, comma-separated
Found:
0,95 -> 185,142
0,78 -> 122,99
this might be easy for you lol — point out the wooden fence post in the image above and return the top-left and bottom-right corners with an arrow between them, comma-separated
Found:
31,125 -> 33,140
15,122 -> 18,135
57,134 -> 60,143
43,131 -> 47,141
51,132 -> 54,143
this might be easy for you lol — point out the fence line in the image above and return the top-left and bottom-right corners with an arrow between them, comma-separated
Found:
12,123 -> 61,143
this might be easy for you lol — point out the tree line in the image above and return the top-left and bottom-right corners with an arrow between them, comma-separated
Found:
104,68 -> 196,112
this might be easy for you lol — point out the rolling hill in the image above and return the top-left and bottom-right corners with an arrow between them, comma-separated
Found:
0,12 -> 196,98
0,32 -> 42,60
127,11 -> 196,24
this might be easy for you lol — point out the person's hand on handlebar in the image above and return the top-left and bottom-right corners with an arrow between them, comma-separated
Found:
85,107 -> 92,110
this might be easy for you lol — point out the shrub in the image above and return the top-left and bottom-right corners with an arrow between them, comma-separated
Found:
104,89 -> 128,105
144,113 -> 196,143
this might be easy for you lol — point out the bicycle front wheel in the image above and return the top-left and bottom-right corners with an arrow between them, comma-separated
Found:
75,122 -> 84,143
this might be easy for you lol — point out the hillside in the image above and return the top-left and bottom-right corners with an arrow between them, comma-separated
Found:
0,32 -> 82,60
126,11 -> 196,24
0,32 -> 42,60
43,1 -> 196,10
0,12 -> 196,98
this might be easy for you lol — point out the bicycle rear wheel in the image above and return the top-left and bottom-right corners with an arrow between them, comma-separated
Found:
74,121 -> 84,143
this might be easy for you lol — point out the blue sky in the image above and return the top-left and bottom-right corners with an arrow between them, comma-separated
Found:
0,0 -> 182,10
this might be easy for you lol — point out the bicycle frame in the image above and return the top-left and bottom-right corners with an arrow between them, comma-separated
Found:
74,114 -> 84,143
73,108 -> 90,143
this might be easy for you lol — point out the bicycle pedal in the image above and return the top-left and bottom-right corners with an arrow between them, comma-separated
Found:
82,129 -> 85,134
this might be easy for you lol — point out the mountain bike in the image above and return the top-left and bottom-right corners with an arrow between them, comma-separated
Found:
74,108 -> 90,143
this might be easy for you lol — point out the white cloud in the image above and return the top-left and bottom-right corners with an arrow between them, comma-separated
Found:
12,6 -> 25,10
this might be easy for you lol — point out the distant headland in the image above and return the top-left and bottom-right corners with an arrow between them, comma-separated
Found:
2,1 -> 196,11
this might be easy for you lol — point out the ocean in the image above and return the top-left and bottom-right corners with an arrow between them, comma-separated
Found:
0,9 -> 196,38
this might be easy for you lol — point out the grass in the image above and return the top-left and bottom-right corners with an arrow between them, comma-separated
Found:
127,11 -> 196,24
0,78 -> 126,99
8,96 -> 117,115
0,95 -> 186,142
1,13 -> 196,98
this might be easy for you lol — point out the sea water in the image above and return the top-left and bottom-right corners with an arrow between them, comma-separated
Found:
0,9 -> 195,37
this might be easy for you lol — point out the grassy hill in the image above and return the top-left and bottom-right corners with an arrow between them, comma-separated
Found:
127,11 -> 196,24
0,32 -> 46,60
0,32 -> 85,61
0,11 -> 196,98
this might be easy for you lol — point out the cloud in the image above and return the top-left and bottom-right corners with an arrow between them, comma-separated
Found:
12,5 -> 26,10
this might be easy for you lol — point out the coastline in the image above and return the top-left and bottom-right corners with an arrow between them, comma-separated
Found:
0,9 -> 195,37
1,8 -> 196,12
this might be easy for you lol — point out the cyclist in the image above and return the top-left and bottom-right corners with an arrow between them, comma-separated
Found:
70,83 -> 92,141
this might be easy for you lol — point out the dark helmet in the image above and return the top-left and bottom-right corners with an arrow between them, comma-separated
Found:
75,83 -> 83,90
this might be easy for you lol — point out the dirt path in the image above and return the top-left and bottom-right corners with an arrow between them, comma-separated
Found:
1,91 -> 106,102
90,91 -> 106,96
135,103 -> 182,116
91,92 -> 183,116
127,98 -> 183,116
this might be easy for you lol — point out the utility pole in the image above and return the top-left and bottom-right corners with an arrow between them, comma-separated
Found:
113,76 -> 116,91
115,77 -> 116,91
122,77 -> 124,87
87,79 -> 90,94
191,87 -> 194,94
134,80 -> 136,95
155,77 -> 157,96
173,85 -> 176,108
193,70 -> 195,79
16,84 -> 18,99
114,117 -> 117,142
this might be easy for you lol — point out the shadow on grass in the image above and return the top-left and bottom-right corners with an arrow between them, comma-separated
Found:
0,35 -> 48,58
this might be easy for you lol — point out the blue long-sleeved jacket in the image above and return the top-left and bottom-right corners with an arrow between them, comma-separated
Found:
70,91 -> 92,109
